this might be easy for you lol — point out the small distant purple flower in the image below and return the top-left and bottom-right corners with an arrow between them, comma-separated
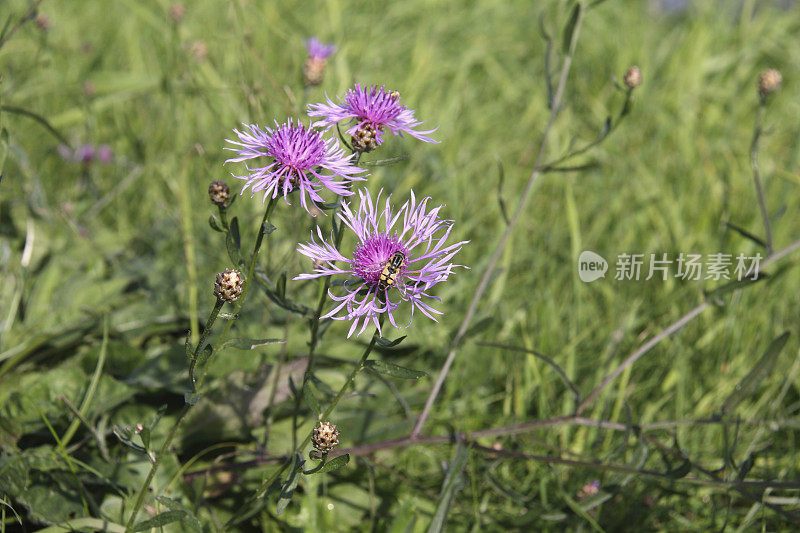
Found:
307,84 -> 438,151
304,36 -> 336,60
225,119 -> 366,213
96,145 -> 113,164
58,143 -> 113,164
295,188 -> 467,337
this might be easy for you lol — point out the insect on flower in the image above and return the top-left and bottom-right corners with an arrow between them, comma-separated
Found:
307,84 -> 438,152
377,251 -> 406,294
295,189 -> 468,337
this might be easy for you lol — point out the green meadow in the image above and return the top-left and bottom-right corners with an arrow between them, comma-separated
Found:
2,0 -> 800,530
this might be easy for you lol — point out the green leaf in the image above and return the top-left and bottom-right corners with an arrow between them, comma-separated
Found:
721,332 -> 790,415
156,496 -> 202,532
208,215 -> 225,233
0,128 -> 8,176
131,510 -> 185,531
737,455 -> 756,481
361,154 -> 410,167
276,272 -> 287,300
427,441 -> 468,533
364,360 -> 427,379
666,459 -> 692,479
222,338 -> 285,350
704,272 -> 768,302
184,332 -> 193,360
316,454 -> 350,474
562,2 -> 580,53
226,216 -> 242,266
277,454 -> 303,516
303,379 -> 321,415
376,335 -> 407,348
196,343 -> 213,367
184,392 -> 201,406
724,221 -> 767,248
112,425 -> 146,453
262,221 -> 277,235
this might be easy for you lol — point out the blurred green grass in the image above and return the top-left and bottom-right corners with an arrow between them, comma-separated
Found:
2,0 -> 800,530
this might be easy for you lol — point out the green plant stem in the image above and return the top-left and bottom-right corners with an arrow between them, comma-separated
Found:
196,196 -> 277,389
293,213 -> 345,447
218,204 -> 229,230
292,151 -> 362,446
124,299 -> 223,532
228,322 -> 381,529
188,299 -> 223,393
125,199 -> 277,532
750,100 -> 773,255
300,321 -> 382,451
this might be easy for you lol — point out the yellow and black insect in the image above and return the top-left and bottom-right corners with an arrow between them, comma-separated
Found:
377,251 -> 406,293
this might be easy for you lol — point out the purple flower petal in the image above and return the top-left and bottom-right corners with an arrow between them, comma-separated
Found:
224,118 -> 366,214
307,84 -> 439,149
295,188 -> 468,337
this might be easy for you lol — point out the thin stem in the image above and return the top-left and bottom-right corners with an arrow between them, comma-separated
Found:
125,199 -> 277,531
196,197 -> 277,390
228,322 -> 382,529
188,300 -> 223,393
411,3 -> 586,439
750,101 -> 773,255
293,208 -> 345,446
300,321 -> 382,451
124,300 -> 222,531
293,151 -> 361,445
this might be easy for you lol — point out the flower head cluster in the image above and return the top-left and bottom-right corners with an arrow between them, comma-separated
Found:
296,189 -> 467,337
308,84 -> 438,151
225,119 -> 365,214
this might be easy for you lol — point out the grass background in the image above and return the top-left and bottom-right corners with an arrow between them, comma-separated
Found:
2,0 -> 800,530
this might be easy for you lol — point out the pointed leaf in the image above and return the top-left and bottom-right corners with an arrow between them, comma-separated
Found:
262,221 -> 276,235
376,335 -> 407,348
132,511 -> 185,531
562,2 -> 580,53
226,217 -> 242,266
427,441 -> 468,533
222,338 -> 285,350
0,128 -> 8,175
361,154 -> 410,167
704,272 -> 768,302
156,496 -> 202,532
721,332 -> 790,415
724,221 -> 766,248
303,379 -> 321,415
184,332 -> 192,360
196,343 -> 213,367
277,454 -> 303,516
208,215 -> 225,233
316,454 -> 350,474
364,360 -> 426,379
276,272 -> 287,300
666,459 -> 692,479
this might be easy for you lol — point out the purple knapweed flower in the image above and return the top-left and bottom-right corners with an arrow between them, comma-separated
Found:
304,36 -> 337,60
307,84 -> 438,152
303,37 -> 336,86
225,119 -> 366,214
58,143 -> 113,164
295,188 -> 467,337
